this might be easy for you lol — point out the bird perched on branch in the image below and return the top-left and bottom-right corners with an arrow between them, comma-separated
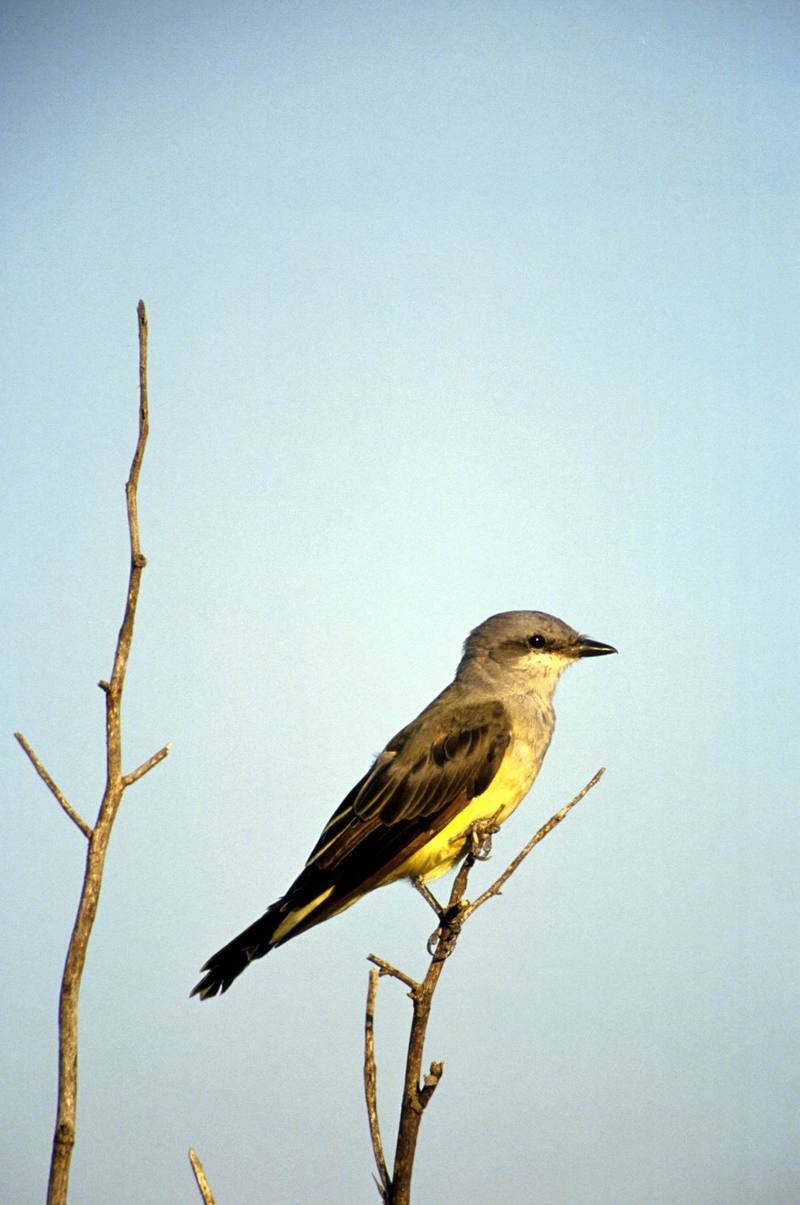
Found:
192,611 -> 616,999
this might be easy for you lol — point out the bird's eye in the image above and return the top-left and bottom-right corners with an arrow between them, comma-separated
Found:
527,633 -> 546,649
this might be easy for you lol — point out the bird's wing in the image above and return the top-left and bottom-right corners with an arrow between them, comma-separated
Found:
297,697 -> 511,889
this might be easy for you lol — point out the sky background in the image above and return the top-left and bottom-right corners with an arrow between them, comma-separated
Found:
3,2 -> 799,1202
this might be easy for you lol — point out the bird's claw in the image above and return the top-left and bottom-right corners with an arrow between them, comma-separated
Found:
468,817 -> 500,861
426,902 -> 466,957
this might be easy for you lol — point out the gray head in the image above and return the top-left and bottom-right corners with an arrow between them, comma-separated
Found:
457,611 -> 616,692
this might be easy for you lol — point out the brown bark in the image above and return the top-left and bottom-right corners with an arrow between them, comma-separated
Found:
16,303 -> 169,1204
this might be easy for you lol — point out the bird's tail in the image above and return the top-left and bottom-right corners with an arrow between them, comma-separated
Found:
191,906 -> 284,1000
191,869 -> 349,999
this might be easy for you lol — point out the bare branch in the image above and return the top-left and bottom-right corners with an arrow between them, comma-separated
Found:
103,299 -> 150,782
14,732 -> 92,839
188,1148 -> 216,1205
460,768 -> 605,923
364,969 -> 390,1201
122,743 -> 171,787
42,301 -> 169,1205
367,955 -> 420,995
410,876 -> 444,917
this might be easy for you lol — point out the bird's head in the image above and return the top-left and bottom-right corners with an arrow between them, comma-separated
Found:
457,611 -> 617,692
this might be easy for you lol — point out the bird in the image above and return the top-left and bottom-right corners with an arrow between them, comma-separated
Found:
192,611 -> 616,999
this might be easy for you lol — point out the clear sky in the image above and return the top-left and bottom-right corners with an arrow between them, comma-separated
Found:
3,2 -> 799,1202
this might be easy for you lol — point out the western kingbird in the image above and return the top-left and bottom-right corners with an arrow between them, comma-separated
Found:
192,611 -> 615,999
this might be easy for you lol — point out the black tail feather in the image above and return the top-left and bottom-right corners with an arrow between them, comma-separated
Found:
192,865 -> 358,999
191,909 -> 281,1000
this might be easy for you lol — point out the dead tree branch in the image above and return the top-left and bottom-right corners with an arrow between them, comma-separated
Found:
189,1148 -> 217,1205
364,969 -> 391,1199
15,302 -> 170,1205
14,732 -> 93,839
364,768 -> 605,1204
461,766 -> 606,923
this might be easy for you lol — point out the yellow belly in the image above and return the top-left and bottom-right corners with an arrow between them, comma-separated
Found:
391,741 -> 539,883
271,739 -> 543,945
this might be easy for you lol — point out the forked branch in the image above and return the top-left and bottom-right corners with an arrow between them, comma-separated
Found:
364,768 -> 605,1203
16,302 -> 170,1205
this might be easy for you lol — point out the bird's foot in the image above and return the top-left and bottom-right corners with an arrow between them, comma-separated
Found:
468,815 -> 501,861
426,901 -> 466,957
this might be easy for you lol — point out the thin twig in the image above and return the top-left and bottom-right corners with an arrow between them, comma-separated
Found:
410,876 -> 444,917
460,768 -> 605,922
364,969 -> 390,1200
367,954 -> 420,995
14,732 -> 92,839
122,743 -> 171,787
188,1148 -> 216,1205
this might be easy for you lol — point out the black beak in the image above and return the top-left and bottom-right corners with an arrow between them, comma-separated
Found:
577,635 -> 617,658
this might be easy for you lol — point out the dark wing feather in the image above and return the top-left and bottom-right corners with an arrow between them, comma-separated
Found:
292,698 -> 511,894
306,699 -> 510,866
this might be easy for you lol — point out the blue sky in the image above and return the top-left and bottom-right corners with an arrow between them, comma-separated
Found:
3,3 -> 799,1202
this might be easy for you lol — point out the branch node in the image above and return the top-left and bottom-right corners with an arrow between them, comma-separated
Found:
426,899 -> 467,958
98,680 -> 111,694
419,1060 -> 444,1106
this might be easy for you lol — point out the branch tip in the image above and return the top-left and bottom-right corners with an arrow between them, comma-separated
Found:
188,1148 -> 216,1205
461,767 -> 606,922
122,743 -> 170,787
15,732 -> 93,840
367,954 -> 420,994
